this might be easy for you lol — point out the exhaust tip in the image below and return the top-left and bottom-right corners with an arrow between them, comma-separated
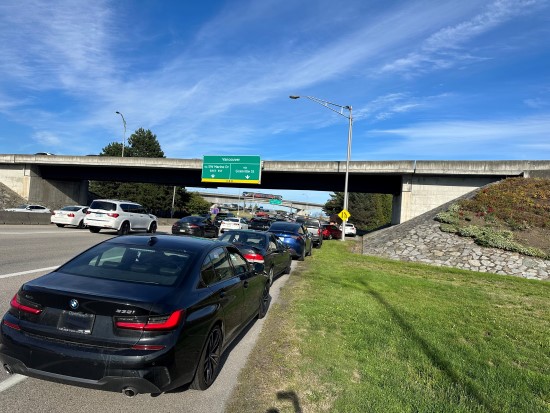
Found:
3,364 -> 13,375
122,387 -> 138,397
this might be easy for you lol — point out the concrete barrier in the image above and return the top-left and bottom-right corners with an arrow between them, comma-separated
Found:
0,212 -> 52,225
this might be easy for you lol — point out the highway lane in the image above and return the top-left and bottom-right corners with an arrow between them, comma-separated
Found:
0,225 -> 292,412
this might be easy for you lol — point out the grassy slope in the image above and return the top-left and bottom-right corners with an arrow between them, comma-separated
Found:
226,241 -> 550,413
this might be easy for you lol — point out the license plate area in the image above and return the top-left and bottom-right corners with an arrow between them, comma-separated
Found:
57,311 -> 95,334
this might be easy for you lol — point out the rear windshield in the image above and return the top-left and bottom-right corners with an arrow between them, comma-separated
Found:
269,222 -> 299,232
305,219 -> 320,227
61,206 -> 82,211
219,232 -> 267,249
58,242 -> 195,286
89,201 -> 117,211
179,216 -> 204,223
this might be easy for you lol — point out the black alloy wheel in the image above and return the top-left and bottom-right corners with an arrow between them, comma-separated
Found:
77,219 -> 85,229
258,283 -> 270,319
147,222 -> 157,233
117,221 -> 130,236
191,325 -> 223,390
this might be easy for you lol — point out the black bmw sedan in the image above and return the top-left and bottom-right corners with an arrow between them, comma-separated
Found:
0,235 -> 269,396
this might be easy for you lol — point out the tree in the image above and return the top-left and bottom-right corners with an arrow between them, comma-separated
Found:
185,192 -> 211,215
89,128 -> 191,216
323,192 -> 393,231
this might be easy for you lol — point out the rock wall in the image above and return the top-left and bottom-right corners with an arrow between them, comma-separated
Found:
362,195 -> 550,281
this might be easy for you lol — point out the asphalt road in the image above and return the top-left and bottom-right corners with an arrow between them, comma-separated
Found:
0,224 -> 293,412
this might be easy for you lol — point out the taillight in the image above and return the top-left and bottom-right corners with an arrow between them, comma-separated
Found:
317,228 -> 321,235
10,294 -> 42,315
67,213 -> 75,217
115,309 -> 184,331
107,213 -> 120,218
190,224 -> 199,229
243,253 -> 264,263
86,210 -> 91,214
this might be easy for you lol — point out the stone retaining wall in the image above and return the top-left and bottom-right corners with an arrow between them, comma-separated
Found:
362,196 -> 550,281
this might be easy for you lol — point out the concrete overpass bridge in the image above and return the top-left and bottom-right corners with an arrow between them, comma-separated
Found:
0,154 -> 549,224
196,192 -> 323,212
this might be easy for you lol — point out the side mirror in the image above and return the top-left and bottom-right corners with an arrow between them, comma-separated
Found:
253,262 -> 265,274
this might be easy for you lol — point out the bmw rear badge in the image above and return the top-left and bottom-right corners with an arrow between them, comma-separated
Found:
69,299 -> 79,310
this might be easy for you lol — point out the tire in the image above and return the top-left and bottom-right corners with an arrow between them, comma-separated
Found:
328,234 -> 333,240
117,221 -> 130,236
77,220 -> 85,229
307,243 -> 313,256
190,325 -> 223,390
268,267 -> 274,286
298,248 -> 305,261
55,224 -> 65,228
147,221 -> 157,233
89,227 -> 100,233
258,283 -> 270,319
283,257 -> 292,274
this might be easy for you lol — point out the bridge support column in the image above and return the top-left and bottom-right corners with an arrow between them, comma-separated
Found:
391,174 -> 501,225
0,164 -> 88,208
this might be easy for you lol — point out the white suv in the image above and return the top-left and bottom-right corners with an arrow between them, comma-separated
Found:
84,199 -> 157,235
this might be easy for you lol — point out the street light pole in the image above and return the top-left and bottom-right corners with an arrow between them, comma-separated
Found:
290,95 -> 353,241
115,111 -> 126,157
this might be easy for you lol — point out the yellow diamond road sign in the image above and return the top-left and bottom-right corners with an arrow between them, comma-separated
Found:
338,209 -> 351,221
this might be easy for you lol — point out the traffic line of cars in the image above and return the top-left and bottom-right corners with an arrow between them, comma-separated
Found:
0,201 -> 354,397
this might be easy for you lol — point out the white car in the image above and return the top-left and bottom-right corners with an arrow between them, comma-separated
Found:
219,217 -> 249,233
4,204 -> 51,213
50,205 -> 89,228
341,223 -> 357,236
84,199 -> 157,235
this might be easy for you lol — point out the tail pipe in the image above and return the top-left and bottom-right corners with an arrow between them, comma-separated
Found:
122,387 -> 138,397
3,364 -> 13,375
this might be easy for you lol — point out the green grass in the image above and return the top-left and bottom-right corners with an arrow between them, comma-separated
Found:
226,241 -> 550,413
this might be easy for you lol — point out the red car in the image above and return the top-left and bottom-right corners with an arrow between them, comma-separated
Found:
321,224 -> 342,240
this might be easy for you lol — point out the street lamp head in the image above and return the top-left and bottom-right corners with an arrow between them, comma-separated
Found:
115,111 -> 120,114
289,95 -> 300,99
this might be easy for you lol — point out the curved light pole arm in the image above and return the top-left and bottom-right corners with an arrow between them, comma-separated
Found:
115,111 -> 127,157
290,95 -> 353,241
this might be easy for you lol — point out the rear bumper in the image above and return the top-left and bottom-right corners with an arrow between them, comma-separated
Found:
0,321 -> 196,394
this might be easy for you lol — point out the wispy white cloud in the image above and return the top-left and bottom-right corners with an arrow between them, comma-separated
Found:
381,0 -> 548,75
364,115 -> 550,159
33,131 -> 62,146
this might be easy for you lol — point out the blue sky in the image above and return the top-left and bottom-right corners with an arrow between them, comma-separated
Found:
0,0 -> 549,206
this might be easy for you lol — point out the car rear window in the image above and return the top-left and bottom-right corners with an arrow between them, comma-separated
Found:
89,201 -> 117,211
58,243 -> 194,286
61,206 -> 82,211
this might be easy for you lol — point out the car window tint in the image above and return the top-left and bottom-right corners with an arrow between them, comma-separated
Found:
58,243 -> 192,286
208,247 -> 234,282
228,250 -> 249,275
90,201 -> 116,211
201,256 -> 217,286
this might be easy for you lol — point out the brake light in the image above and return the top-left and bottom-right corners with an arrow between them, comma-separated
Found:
190,224 -> 199,229
243,253 -> 264,263
86,210 -> 91,214
107,213 -> 120,218
317,228 -> 321,236
116,309 -> 184,331
67,213 -> 75,217
10,294 -> 42,315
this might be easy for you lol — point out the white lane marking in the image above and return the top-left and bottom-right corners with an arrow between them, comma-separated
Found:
0,374 -> 27,392
0,266 -> 58,279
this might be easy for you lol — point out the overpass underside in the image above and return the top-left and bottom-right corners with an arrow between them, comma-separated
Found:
1,156 -> 549,224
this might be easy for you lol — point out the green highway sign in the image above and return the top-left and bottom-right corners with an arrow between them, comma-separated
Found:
201,155 -> 261,184
269,199 -> 282,205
